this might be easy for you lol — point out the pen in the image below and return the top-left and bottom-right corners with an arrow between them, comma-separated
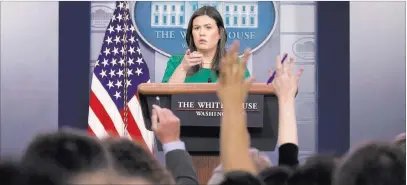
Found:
266,53 -> 288,84
155,96 -> 160,124
155,96 -> 160,106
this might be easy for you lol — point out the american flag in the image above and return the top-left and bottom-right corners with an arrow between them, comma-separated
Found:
88,1 -> 154,152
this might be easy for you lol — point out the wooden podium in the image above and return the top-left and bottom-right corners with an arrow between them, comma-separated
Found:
138,83 -> 279,184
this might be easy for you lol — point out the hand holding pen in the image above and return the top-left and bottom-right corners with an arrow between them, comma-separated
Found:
266,53 -> 288,84
267,54 -> 303,98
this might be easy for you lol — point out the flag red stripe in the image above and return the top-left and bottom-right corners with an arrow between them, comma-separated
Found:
88,126 -> 96,136
120,107 -> 149,151
90,91 -> 120,137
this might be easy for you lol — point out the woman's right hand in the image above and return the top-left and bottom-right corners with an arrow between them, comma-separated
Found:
181,49 -> 203,71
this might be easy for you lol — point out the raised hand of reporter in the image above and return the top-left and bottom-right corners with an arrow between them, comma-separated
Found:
151,105 -> 181,144
269,55 -> 303,101
216,41 -> 255,106
216,40 -> 256,175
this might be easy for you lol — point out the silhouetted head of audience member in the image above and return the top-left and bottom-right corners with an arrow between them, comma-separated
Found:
20,129 -> 110,183
1,161 -> 61,185
287,155 -> 337,185
394,133 -> 406,152
221,171 -> 266,185
102,137 -> 175,184
258,166 -> 294,185
333,142 -> 405,185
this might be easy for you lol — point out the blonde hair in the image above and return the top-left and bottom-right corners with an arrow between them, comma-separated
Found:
249,148 -> 273,172
208,148 -> 272,185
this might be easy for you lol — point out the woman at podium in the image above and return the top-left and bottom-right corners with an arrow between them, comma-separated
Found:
161,6 -> 251,83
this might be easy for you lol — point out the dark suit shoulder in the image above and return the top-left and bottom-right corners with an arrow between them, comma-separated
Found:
165,149 -> 199,185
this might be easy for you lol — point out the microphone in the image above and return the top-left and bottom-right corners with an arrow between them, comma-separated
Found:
207,77 -> 212,83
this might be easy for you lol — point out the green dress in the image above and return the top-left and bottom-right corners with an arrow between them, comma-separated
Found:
162,55 -> 251,83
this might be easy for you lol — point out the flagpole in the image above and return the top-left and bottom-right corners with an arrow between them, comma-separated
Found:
122,1 -> 129,137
